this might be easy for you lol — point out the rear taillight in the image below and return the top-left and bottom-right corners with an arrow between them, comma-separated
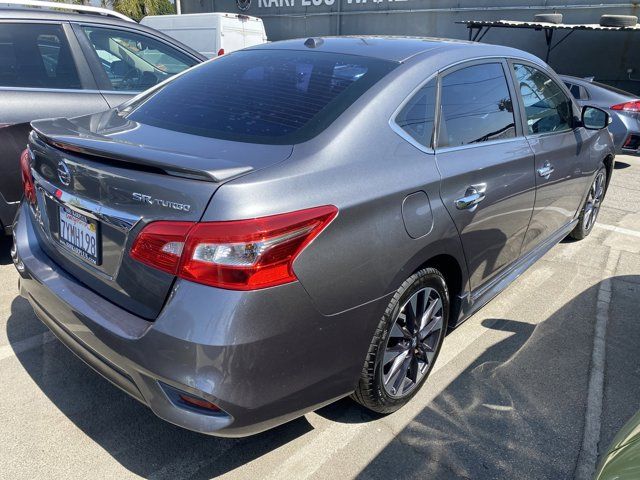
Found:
217,48 -> 225,56
20,149 -> 36,205
130,205 -> 338,290
130,221 -> 193,275
611,100 -> 640,112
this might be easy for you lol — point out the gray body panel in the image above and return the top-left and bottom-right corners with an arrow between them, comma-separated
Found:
0,9 -> 206,232
13,37 -> 615,436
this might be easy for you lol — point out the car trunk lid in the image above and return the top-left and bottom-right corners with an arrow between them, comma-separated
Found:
28,111 -> 293,319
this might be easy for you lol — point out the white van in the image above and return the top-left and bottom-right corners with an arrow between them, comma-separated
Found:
140,12 -> 267,58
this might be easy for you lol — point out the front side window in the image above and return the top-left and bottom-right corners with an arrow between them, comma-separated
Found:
395,78 -> 436,148
438,63 -> 516,148
125,49 -> 398,144
0,23 -> 80,89
82,26 -> 198,92
514,64 -> 573,135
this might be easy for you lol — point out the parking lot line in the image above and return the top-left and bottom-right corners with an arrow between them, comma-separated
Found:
596,223 -> 640,238
574,249 -> 620,480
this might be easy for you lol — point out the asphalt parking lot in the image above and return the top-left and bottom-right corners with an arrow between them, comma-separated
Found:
1,154 -> 639,480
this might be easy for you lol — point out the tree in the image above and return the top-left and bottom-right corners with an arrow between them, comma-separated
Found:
111,0 -> 175,21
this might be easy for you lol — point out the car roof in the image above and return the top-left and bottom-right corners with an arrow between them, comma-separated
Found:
0,7 -> 207,59
0,7 -> 136,25
247,35 -> 539,63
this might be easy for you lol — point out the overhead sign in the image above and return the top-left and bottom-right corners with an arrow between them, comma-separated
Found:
256,0 -> 408,8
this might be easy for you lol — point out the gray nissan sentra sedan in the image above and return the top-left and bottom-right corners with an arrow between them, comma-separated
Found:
13,37 -> 615,437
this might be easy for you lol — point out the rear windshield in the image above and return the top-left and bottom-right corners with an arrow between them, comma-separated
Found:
125,49 -> 398,144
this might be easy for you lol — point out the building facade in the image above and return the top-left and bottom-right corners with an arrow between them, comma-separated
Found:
180,0 -> 640,93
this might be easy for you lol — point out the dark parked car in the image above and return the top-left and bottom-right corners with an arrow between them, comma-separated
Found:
0,4 -> 205,234
13,37 -> 614,437
561,75 -> 640,154
596,409 -> 640,480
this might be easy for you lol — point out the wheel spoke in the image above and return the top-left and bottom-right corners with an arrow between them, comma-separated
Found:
383,343 -> 409,366
407,355 -> 420,383
420,313 -> 443,341
406,295 -> 418,333
391,355 -> 412,395
419,297 -> 442,332
389,320 -> 411,340
384,349 -> 409,387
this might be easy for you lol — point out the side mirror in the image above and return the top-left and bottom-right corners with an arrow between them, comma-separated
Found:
582,106 -> 610,130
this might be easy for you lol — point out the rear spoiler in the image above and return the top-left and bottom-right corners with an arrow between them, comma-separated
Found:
30,118 -> 253,183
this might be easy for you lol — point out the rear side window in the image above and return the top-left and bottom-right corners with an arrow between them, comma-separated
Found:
564,82 -> 589,101
395,78 -> 436,149
126,50 -> 398,144
0,23 -> 81,89
514,64 -> 573,135
82,26 -> 197,92
438,63 -> 516,148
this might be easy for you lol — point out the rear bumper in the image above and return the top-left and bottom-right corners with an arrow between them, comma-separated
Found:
13,203 -> 384,437
620,132 -> 640,155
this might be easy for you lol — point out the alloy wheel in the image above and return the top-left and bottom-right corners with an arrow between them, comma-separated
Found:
382,287 -> 444,398
583,171 -> 605,231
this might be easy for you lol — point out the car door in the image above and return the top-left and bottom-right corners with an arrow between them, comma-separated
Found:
434,60 -> 536,291
510,62 -> 590,254
0,20 -> 108,228
71,23 -> 202,108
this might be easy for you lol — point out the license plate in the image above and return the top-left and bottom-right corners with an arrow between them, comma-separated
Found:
58,206 -> 101,265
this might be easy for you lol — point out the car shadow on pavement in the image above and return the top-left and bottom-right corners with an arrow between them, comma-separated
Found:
614,161 -> 631,170
354,276 -> 640,480
0,234 -> 13,265
6,296 -> 313,479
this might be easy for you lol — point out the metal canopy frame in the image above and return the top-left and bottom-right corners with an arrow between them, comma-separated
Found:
459,20 -> 640,63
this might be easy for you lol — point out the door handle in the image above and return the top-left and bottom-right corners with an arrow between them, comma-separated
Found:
537,162 -> 555,178
455,185 -> 486,210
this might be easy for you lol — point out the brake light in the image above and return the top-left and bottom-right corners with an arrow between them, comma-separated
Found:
217,48 -> 225,56
130,221 -> 192,275
130,205 -> 338,290
20,149 -> 36,205
611,100 -> 640,112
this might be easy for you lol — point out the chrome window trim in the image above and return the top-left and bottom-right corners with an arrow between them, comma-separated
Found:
435,136 -> 525,154
389,55 -> 536,154
388,72 -> 438,154
0,86 -> 141,94
0,86 -> 101,94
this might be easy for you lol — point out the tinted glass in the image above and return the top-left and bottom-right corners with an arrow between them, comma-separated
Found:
565,82 -> 581,100
438,63 -> 516,147
0,24 -> 80,89
514,64 -> 573,135
395,79 -> 436,148
126,49 -> 398,144
82,26 -> 197,92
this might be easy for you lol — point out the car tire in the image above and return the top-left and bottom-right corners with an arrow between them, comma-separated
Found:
534,13 -> 563,24
352,268 -> 449,414
599,15 -> 638,27
569,165 -> 607,241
